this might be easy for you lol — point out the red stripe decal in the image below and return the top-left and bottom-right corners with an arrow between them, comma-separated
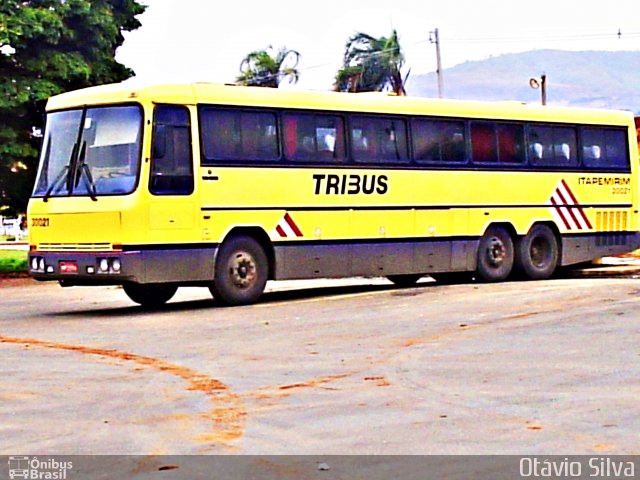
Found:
275,225 -> 286,238
577,207 -> 593,229
560,179 -> 593,229
550,197 -> 572,230
555,188 -> 582,229
560,179 -> 579,204
284,213 -> 303,237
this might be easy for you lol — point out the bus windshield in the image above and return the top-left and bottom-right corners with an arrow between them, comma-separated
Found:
33,105 -> 142,198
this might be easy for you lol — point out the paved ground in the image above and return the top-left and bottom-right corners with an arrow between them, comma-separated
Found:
2,270 -> 640,466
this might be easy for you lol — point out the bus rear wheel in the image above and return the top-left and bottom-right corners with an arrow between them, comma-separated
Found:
210,235 -> 268,306
476,226 -> 514,282
123,283 -> 178,307
515,224 -> 559,280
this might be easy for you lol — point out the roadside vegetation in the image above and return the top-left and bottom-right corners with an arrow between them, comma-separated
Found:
0,250 -> 27,274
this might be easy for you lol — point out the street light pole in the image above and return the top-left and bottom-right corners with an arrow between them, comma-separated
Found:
529,73 -> 547,105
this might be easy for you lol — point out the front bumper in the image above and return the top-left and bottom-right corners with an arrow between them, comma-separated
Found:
28,246 -> 217,286
29,251 -> 141,285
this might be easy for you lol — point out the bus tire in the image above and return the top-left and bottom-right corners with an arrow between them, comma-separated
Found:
210,235 -> 268,306
123,283 -> 177,307
387,274 -> 423,286
515,224 -> 559,280
476,226 -> 514,282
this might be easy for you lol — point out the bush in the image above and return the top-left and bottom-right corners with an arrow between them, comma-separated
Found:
0,250 -> 28,274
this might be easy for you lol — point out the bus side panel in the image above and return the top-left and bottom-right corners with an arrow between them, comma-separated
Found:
138,247 -> 216,284
561,232 -> 640,266
273,238 -> 478,280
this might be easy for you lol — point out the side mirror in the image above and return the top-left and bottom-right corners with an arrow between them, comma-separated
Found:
152,124 -> 167,159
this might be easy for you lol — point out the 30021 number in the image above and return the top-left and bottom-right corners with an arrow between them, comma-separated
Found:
31,217 -> 50,227
612,187 -> 631,195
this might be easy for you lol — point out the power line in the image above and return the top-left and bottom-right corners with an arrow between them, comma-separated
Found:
437,30 -> 640,45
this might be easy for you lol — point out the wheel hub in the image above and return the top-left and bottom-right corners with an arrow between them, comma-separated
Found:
530,236 -> 548,267
229,252 -> 256,289
487,237 -> 506,266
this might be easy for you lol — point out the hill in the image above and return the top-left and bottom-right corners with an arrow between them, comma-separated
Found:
406,50 -> 640,112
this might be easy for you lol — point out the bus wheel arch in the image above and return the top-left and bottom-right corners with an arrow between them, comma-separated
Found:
514,222 -> 560,280
476,223 -> 516,282
210,228 -> 273,306
221,227 -> 275,279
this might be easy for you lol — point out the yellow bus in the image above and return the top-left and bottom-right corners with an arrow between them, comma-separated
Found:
27,82 -> 640,306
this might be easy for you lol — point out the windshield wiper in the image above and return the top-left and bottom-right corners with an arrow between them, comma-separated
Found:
43,142 -> 79,202
43,165 -> 70,202
74,142 -> 98,201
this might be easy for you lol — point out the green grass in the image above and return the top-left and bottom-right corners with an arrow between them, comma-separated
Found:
0,250 -> 28,274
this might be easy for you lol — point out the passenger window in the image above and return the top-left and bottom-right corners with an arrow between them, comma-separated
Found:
350,116 -> 408,163
412,119 -> 465,163
150,105 -> 194,195
283,113 -> 345,162
471,122 -> 497,162
497,124 -> 525,164
199,108 -> 278,163
582,128 -> 629,170
528,125 -> 578,167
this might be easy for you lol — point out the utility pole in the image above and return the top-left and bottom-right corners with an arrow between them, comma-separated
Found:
430,28 -> 444,98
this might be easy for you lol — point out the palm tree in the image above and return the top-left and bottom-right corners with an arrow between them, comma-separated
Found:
236,46 -> 301,88
334,29 -> 407,95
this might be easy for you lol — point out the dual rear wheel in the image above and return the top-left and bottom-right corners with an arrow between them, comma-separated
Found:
476,224 -> 559,282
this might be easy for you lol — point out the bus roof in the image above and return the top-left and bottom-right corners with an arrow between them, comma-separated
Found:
46,81 -> 634,126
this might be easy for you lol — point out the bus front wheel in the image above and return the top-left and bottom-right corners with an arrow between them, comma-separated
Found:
123,283 -> 178,307
515,224 -> 559,280
210,235 -> 269,306
476,226 -> 514,282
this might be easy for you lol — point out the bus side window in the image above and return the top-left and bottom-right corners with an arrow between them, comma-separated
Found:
199,107 -> 279,163
283,112 -> 345,163
150,105 -> 194,195
497,123 -> 525,164
528,125 -> 578,168
471,122 -> 497,163
583,128 -> 629,170
412,119 -> 465,163
471,122 -> 525,164
351,116 -> 408,164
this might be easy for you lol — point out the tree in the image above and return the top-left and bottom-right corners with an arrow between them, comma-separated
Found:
334,29 -> 407,95
236,46 -> 301,88
0,0 -> 146,216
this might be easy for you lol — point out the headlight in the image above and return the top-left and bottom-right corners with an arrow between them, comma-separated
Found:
99,258 -> 109,273
111,259 -> 121,273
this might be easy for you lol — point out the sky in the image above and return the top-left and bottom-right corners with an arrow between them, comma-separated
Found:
115,0 -> 640,91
